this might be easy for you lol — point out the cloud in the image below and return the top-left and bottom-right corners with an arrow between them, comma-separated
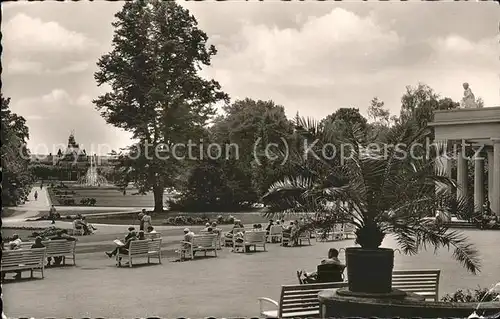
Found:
213,8 -> 401,85
3,13 -> 96,54
6,59 -> 90,75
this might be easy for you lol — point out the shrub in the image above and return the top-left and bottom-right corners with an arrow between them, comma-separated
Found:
80,198 -> 97,206
441,287 -> 500,303
30,226 -> 66,239
162,214 -> 237,226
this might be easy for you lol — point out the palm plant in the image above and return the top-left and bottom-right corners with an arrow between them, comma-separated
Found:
263,116 -> 480,293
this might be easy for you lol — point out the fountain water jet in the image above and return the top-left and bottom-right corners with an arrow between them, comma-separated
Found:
78,154 -> 108,187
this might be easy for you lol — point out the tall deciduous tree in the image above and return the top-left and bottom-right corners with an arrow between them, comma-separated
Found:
94,0 -> 228,212
1,94 -> 33,206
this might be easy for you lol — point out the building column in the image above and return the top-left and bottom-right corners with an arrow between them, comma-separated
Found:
492,138 -> 500,216
473,147 -> 484,213
487,147 -> 494,204
456,145 -> 468,201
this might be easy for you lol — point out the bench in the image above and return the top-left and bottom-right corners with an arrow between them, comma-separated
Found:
144,232 -> 161,240
199,229 -> 222,249
298,230 -> 312,245
233,230 -> 267,252
269,225 -> 283,243
19,240 -> 77,265
181,234 -> 217,260
116,238 -> 162,267
224,227 -> 244,246
258,282 -> 348,318
315,224 -> 345,242
1,248 -> 46,279
392,269 -> 441,301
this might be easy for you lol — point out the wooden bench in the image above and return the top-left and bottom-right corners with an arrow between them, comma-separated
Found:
258,282 -> 348,318
1,248 -> 46,279
223,227 -> 244,247
144,232 -> 161,240
116,238 -> 162,267
181,234 -> 217,260
392,269 -> 441,301
199,229 -> 222,249
233,230 -> 267,252
19,240 -> 77,265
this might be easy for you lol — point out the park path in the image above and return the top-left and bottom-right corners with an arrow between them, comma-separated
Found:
3,186 -> 51,223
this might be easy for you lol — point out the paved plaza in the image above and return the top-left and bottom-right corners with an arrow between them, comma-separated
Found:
3,189 -> 500,317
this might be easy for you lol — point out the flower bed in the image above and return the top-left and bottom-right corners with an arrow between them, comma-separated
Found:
162,214 -> 236,226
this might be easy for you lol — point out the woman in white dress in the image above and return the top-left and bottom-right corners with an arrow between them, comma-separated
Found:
141,212 -> 152,230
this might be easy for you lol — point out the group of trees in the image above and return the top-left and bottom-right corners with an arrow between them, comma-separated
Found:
1,94 -> 33,206
93,0 -> 477,212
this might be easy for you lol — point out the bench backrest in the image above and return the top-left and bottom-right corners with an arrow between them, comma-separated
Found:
192,234 -> 217,248
145,232 -> 161,239
244,231 -> 267,243
128,240 -> 153,255
1,248 -> 46,269
43,240 -> 76,255
279,282 -> 348,317
147,238 -> 162,252
392,269 -> 440,301
269,225 -> 283,235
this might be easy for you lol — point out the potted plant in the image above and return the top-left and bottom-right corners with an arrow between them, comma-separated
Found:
263,117 -> 480,295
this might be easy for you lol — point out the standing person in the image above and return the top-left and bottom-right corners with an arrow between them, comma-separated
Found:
142,211 -> 152,230
34,190 -> 38,201
49,205 -> 57,224
138,209 -> 146,231
40,181 -> 43,189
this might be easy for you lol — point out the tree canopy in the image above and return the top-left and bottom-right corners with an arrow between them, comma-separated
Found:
2,94 -> 33,206
94,0 -> 228,211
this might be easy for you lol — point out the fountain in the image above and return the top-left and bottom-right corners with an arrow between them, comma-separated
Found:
78,154 -> 108,187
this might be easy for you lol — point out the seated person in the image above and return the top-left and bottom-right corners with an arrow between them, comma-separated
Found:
31,237 -> 45,249
210,222 -> 221,235
179,228 -> 195,259
299,248 -> 345,283
202,222 -> 211,231
81,216 -> 97,234
8,234 -> 22,250
232,229 -> 246,252
137,231 -> 146,240
266,220 -> 274,235
74,215 -> 91,235
47,230 -> 77,266
224,220 -> 244,242
146,226 -> 157,234
282,222 -> 294,246
105,231 -> 137,258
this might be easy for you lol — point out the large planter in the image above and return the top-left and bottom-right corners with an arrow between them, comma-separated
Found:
346,247 -> 394,294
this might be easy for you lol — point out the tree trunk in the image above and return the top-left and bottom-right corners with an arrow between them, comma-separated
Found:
153,185 -> 164,212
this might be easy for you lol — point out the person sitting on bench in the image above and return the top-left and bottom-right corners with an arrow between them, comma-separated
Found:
298,248 -> 345,283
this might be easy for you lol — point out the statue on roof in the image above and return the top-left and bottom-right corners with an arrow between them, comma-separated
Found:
461,82 -> 479,109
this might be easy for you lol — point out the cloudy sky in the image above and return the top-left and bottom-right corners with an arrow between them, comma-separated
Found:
3,1 -> 499,154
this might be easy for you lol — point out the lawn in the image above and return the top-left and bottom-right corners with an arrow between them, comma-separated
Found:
47,186 -> 169,207
2,229 -> 500,318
